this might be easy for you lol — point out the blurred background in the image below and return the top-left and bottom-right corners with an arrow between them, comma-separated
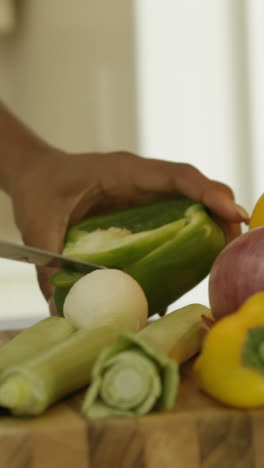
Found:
0,0 -> 263,328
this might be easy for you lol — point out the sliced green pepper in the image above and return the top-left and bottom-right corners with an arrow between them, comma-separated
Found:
51,197 -> 225,316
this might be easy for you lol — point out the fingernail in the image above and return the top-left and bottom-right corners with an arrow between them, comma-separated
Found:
48,297 -> 59,316
236,204 -> 250,223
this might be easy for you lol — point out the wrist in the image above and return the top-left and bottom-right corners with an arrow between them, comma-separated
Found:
6,139 -> 54,198
10,145 -> 68,204
0,102 -> 62,198
6,139 -> 48,198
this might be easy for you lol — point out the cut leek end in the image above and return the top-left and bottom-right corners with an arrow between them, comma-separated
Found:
102,367 -> 149,406
81,336 -> 179,419
99,351 -> 162,411
0,376 -> 36,416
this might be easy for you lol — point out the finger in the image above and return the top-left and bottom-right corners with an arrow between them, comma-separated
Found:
22,214 -> 68,301
158,308 -> 168,317
36,267 -> 56,302
134,159 -> 250,224
201,182 -> 249,225
213,218 -> 241,244
48,297 -> 59,316
225,223 -> 241,242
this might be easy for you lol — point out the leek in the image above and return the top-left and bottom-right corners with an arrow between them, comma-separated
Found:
0,317 -> 76,372
82,304 -> 212,418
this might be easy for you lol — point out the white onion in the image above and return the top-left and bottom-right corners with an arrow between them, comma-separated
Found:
63,269 -> 148,332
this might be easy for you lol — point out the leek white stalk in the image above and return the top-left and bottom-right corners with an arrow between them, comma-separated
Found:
0,317 -> 76,372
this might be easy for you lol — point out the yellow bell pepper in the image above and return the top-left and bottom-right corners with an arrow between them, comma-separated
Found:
249,193 -> 264,229
193,291 -> 264,408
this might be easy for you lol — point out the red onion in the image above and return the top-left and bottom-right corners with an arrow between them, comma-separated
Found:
209,227 -> 264,320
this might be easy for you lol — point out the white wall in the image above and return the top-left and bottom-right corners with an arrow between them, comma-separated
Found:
0,0 -> 139,153
244,0 -> 264,201
134,0 -> 254,310
135,0 -> 253,209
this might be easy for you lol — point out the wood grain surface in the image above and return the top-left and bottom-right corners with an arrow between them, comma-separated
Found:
0,330 -> 262,468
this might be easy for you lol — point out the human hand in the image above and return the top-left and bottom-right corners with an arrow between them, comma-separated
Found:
11,150 -> 249,301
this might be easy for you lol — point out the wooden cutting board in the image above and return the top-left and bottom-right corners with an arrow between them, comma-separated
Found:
0,330 -> 262,468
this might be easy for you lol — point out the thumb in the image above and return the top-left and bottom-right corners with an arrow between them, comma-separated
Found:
22,216 -> 67,301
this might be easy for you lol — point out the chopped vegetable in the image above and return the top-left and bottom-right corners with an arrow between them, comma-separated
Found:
0,317 -> 76,372
0,303 -> 147,416
64,219 -> 186,268
194,292 -> 264,407
51,197 -> 225,316
82,303 -> 212,419
63,269 -> 148,330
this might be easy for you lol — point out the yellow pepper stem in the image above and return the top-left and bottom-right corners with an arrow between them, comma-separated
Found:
243,326 -> 264,373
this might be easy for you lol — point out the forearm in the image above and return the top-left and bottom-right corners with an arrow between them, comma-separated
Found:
0,101 -> 49,196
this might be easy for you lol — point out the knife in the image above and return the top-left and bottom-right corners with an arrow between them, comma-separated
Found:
0,240 -> 106,273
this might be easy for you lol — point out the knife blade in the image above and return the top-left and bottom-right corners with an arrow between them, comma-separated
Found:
0,240 -> 106,273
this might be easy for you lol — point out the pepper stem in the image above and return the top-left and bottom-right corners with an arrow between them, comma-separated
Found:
242,326 -> 264,373
258,342 -> 264,361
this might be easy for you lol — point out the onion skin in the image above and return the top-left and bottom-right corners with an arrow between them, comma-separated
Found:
209,227 -> 264,320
